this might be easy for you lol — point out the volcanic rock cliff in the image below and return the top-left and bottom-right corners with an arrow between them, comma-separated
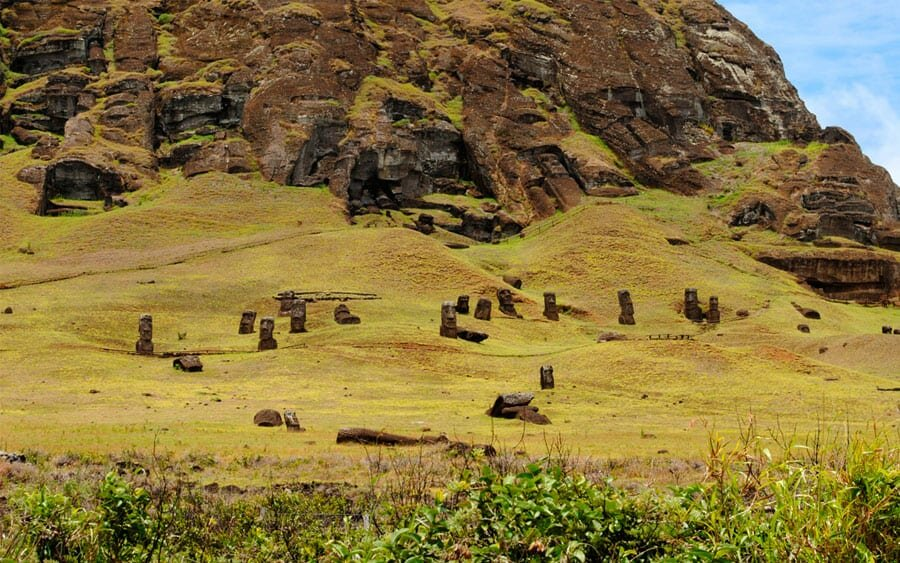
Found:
0,0 -> 898,299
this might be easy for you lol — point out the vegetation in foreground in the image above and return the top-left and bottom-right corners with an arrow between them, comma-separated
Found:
1,425 -> 896,562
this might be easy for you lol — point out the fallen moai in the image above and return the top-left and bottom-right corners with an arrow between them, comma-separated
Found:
597,331 -> 626,343
797,324 -> 811,333
254,409 -> 282,427
792,302 -> 821,320
173,355 -> 203,372
503,274 -> 523,289
336,428 -> 495,455
334,304 -> 361,325
486,392 -> 551,425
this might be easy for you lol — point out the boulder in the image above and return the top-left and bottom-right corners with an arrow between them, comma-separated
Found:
253,409 -> 283,427
173,355 -> 203,372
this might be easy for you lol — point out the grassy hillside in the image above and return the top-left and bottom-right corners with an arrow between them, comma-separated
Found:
0,146 -> 897,486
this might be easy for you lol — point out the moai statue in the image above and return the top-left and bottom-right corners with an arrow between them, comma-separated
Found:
540,365 -> 555,389
276,291 -> 297,316
474,298 -> 492,321
543,292 -> 559,321
290,300 -> 307,334
617,290 -> 635,325
882,326 -> 893,334
456,295 -> 470,315
283,410 -> 303,432
440,301 -> 458,338
238,310 -> 257,335
258,317 -> 278,351
684,288 -> 703,322
707,296 -> 721,324
334,304 -> 361,325
497,288 -> 520,318
135,314 -> 154,355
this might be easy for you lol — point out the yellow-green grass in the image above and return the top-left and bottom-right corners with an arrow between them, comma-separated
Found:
0,164 -> 897,487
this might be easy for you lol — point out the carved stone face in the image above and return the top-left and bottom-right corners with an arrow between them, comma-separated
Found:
544,293 -> 556,307
709,296 -> 719,309
498,289 -> 514,305
138,314 -> 153,339
441,301 -> 457,328
259,317 -> 275,339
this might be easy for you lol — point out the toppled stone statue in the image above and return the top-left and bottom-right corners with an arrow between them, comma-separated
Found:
135,314 -> 154,355
253,409 -> 282,427
618,290 -> 635,325
543,292 -> 559,321
2,307 -> 11,314
275,291 -> 297,316
474,298 -> 492,320
497,288 -> 521,318
290,300 -> 307,334
883,326 -> 894,334
173,355 -> 203,372
334,304 -> 361,325
707,296 -> 721,324
684,288 -> 703,322
258,317 -> 278,351
440,301 -> 458,338
283,410 -> 305,432
792,303 -> 821,320
458,329 -> 489,343
503,274 -> 523,289
797,324 -> 810,334
239,310 -> 257,335
486,392 -> 551,425
597,331 -> 626,343
456,295 -> 470,315
540,365 -> 554,389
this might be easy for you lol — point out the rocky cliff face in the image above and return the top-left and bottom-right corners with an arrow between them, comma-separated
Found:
1,1 -> 898,252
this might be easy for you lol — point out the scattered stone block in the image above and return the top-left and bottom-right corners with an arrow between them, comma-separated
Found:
0,451 -> 26,463
283,410 -> 305,432
290,300 -> 307,334
440,301 -> 458,338
684,288 -> 703,322
487,392 -> 540,419
2,307 -> 11,314
597,331 -> 626,342
540,365 -> 554,389
882,326 -> 893,334
334,304 -> 361,325
707,296 -> 721,324
502,274 -> 523,289
797,324 -> 810,334
736,309 -> 750,318
618,289 -> 635,325
239,310 -> 257,334
456,295 -> 470,315
414,214 -> 435,234
135,314 -> 154,355
173,355 -> 203,372
258,317 -> 277,351
458,329 -> 489,343
895,330 -> 900,335
497,288 -> 521,318
517,408 -> 552,425
253,409 -> 282,427
275,290 -> 297,316
474,298 -> 492,320
543,292 -> 559,321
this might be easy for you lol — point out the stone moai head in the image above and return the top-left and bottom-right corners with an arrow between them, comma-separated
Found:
138,314 -> 153,340
474,297 -> 492,321
440,301 -> 458,338
543,292 -> 559,321
617,290 -> 635,325
497,288 -> 520,317
684,288 -> 702,321
260,317 -> 275,340
290,300 -> 307,333
277,291 -> 297,315
540,364 -> 555,389
707,296 -> 720,324
456,295 -> 470,315
239,310 -> 257,334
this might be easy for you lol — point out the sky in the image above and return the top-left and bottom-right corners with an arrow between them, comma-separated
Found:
718,0 -> 900,182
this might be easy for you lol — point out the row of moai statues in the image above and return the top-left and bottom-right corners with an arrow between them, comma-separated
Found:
444,290 -> 560,329
684,288 -> 720,323
615,288 -> 722,325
